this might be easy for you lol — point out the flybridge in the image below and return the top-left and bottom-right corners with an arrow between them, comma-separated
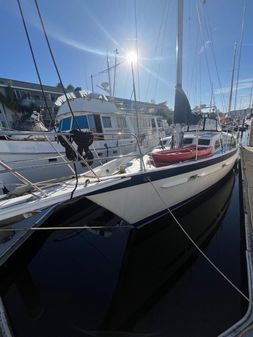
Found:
55,91 -> 108,107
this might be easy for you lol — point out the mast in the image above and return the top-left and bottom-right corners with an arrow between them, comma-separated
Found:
130,60 -> 140,135
90,74 -> 94,92
173,0 -> 200,139
228,41 -> 237,114
176,0 -> 183,90
174,0 -> 184,147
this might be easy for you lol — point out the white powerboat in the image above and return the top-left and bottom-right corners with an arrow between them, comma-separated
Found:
0,93 -> 167,193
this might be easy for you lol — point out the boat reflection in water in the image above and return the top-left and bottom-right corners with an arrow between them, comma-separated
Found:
98,172 -> 236,333
0,171 -> 239,337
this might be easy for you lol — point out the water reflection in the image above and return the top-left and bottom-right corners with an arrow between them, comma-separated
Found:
0,170 -> 244,337
99,172 -> 236,332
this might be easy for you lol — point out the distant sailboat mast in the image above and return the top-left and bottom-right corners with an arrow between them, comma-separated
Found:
228,41 -> 238,114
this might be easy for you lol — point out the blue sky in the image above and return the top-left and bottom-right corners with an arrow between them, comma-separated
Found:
0,0 -> 253,112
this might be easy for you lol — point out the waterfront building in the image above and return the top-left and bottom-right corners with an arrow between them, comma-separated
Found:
0,78 -> 63,128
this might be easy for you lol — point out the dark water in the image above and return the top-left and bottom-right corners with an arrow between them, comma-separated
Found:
0,167 -> 248,337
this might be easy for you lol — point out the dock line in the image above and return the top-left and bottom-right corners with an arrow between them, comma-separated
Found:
147,176 -> 251,304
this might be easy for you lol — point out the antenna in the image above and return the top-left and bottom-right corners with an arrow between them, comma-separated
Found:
106,54 -> 112,97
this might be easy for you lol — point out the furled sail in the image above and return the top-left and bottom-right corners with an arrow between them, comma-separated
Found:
174,86 -> 201,125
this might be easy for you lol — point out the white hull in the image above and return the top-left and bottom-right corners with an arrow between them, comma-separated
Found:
86,149 -> 239,225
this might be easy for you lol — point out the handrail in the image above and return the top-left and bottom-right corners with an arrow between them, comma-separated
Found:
45,135 -> 75,175
0,160 -> 47,197
0,129 -> 152,193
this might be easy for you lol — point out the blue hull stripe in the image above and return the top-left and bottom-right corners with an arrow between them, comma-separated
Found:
85,148 -> 238,196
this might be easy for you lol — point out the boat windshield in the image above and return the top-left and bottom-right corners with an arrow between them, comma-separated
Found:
182,137 -> 210,146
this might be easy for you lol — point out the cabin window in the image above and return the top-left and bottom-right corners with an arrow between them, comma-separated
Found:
102,116 -> 112,128
182,138 -> 193,145
61,117 -> 71,131
20,91 -> 30,99
198,139 -> 210,146
117,117 -> 126,129
72,115 -> 88,129
87,115 -> 95,129
130,117 -> 138,129
214,140 -> 220,149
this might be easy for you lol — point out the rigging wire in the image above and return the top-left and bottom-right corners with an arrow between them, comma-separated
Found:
233,0 -> 247,111
184,0 -> 196,103
34,0 -> 81,132
17,0 -> 82,201
190,28 -> 201,108
199,0 -> 226,113
228,41 -> 238,113
146,177 -> 251,304
144,0 -> 170,101
33,0 -> 100,198
196,2 -> 213,106
134,0 -> 141,101
16,0 -> 56,131
70,162 -> 78,199
153,1 -> 171,101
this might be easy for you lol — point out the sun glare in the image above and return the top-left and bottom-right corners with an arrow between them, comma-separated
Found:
127,51 -> 138,64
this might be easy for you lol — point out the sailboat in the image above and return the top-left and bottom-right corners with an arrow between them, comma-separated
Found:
0,0 -> 239,228
81,0 -> 239,226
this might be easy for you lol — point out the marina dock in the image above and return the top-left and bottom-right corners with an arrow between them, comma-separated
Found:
220,145 -> 253,337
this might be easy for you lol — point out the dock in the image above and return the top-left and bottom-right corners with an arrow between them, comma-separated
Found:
220,145 -> 253,337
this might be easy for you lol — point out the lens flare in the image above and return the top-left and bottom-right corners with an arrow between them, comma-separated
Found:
127,51 -> 138,64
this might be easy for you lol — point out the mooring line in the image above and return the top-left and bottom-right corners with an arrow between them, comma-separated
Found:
147,177 -> 251,304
